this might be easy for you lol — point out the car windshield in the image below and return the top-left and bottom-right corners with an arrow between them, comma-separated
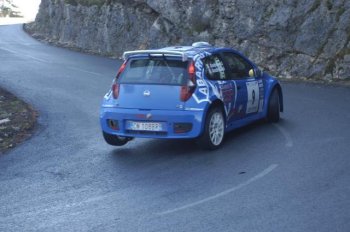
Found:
118,57 -> 188,85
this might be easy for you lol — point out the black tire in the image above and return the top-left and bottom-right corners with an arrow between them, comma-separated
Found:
196,107 -> 225,150
267,88 -> 280,123
103,131 -> 132,146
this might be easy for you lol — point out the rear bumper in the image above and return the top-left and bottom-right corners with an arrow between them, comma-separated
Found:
100,107 -> 205,139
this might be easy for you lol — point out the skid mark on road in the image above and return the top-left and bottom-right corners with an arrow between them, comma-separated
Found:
157,164 -> 278,216
273,124 -> 293,147
67,67 -> 104,77
1,47 -> 47,63
0,191 -> 119,220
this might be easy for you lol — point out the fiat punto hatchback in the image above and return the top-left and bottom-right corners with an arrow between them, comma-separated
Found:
100,42 -> 283,149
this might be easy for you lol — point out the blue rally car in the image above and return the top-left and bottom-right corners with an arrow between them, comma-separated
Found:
100,42 -> 283,149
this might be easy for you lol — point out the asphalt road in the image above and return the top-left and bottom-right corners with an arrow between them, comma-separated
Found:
1,24 -> 350,232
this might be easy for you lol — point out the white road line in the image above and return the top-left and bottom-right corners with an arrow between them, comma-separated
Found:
67,67 -> 103,77
23,54 -> 47,63
157,164 -> 278,216
1,47 -> 47,63
273,124 -> 293,147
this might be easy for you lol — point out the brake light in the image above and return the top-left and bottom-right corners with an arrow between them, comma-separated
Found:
116,61 -> 127,78
112,61 -> 126,99
188,61 -> 195,75
112,83 -> 120,99
180,86 -> 193,102
180,61 -> 196,102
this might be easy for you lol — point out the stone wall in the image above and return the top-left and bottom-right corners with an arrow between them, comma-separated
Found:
27,0 -> 350,80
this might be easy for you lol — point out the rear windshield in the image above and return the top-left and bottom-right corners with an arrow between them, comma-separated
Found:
118,58 -> 188,85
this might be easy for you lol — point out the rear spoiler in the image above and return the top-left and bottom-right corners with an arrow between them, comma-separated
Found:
123,50 -> 188,62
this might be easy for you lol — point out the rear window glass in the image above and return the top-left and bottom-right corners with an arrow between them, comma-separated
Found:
118,58 -> 188,85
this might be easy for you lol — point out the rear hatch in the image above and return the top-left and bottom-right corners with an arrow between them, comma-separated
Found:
116,57 -> 189,110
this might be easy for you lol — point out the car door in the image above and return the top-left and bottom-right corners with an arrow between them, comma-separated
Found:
202,53 -> 237,121
221,51 -> 263,122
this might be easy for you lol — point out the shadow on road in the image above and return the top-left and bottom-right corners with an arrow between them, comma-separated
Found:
108,118 -> 291,164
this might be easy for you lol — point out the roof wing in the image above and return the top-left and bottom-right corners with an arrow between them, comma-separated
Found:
123,50 -> 188,62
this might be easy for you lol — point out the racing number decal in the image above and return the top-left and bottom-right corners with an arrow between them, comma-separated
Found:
246,81 -> 260,114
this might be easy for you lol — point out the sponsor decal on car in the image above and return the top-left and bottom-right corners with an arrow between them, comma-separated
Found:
192,51 -> 240,121
192,52 -> 212,104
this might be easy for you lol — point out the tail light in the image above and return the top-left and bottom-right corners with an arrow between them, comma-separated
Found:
112,83 -> 120,99
112,61 -> 127,99
180,61 -> 196,101
116,61 -> 127,78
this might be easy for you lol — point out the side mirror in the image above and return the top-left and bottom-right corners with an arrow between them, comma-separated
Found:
249,69 -> 255,77
249,68 -> 262,78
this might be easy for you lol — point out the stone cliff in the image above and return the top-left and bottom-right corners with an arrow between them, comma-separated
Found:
26,0 -> 350,80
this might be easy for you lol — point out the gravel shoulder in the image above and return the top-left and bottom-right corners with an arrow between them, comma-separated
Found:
0,87 -> 37,154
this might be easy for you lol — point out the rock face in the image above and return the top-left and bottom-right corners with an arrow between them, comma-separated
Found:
27,0 -> 350,80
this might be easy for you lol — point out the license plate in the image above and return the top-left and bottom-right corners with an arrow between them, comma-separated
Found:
126,121 -> 163,131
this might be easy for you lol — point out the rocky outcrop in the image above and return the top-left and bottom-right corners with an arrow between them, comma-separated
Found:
27,0 -> 350,80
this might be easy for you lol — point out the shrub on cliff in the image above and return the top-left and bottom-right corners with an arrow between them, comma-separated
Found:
0,0 -> 22,17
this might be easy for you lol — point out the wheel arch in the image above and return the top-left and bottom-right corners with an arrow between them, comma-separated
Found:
275,83 -> 284,112
200,99 -> 226,134
210,99 -> 226,117
267,83 -> 283,113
